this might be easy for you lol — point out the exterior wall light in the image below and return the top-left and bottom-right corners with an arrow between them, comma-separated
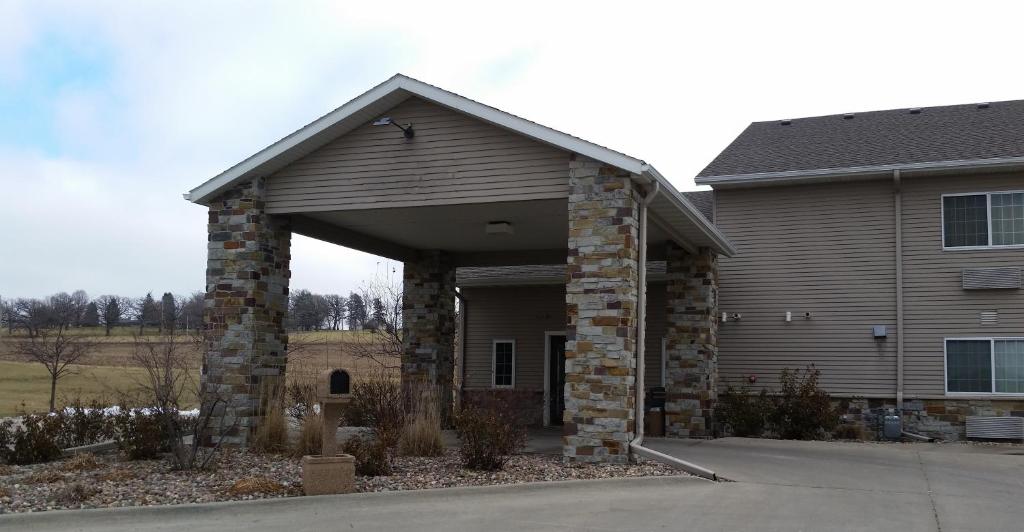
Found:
485,221 -> 514,235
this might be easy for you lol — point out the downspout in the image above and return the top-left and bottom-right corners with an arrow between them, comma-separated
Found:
627,179 -> 718,481
893,170 -> 904,411
455,288 -> 467,412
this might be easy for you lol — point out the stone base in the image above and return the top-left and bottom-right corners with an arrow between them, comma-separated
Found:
301,454 -> 355,495
836,398 -> 1024,441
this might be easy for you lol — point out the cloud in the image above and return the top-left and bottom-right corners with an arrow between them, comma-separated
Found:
2,0 -> 1024,299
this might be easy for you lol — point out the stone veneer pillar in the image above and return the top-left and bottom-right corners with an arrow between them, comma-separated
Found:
564,156 -> 639,464
402,250 -> 457,423
203,177 -> 291,447
664,244 -> 719,438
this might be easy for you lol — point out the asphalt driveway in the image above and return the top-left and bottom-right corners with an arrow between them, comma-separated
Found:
647,437 -> 1024,531
3,438 -> 1022,532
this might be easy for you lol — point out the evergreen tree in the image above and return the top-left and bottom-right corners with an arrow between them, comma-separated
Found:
139,292 -> 159,334
346,292 -> 367,330
82,302 -> 100,327
161,292 -> 177,334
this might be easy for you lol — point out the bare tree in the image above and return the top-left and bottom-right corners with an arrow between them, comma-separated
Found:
349,276 -> 403,370
325,294 -> 346,330
96,295 -> 126,336
177,291 -> 204,333
11,298 -> 49,337
128,332 -> 234,470
17,311 -> 92,412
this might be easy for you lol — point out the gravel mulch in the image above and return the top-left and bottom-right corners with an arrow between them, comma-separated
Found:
0,450 -> 683,514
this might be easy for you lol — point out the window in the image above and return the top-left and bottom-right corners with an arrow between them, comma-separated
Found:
943,192 -> 1024,248
946,338 -> 1024,394
492,340 -> 515,387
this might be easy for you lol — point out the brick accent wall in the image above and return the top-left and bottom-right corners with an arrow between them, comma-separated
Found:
402,250 -> 457,422
203,177 -> 291,447
563,157 -> 639,464
664,244 -> 719,438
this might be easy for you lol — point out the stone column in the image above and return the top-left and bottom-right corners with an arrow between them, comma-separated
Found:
202,177 -> 291,447
664,244 -> 719,438
402,250 -> 456,423
564,156 -> 639,464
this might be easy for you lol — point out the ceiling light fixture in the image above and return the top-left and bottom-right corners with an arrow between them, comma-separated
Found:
372,116 -> 415,139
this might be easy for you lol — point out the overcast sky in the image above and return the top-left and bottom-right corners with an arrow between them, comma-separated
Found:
2,1 -> 1022,300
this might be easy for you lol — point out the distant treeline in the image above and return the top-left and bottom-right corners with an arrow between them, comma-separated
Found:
0,291 -> 204,337
0,287 -> 397,336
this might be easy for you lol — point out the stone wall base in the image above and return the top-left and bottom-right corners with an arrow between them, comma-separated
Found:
837,398 -> 1024,441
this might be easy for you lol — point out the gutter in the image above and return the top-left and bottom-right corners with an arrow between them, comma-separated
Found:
637,165 -> 737,257
893,170 -> 905,410
695,155 -> 1024,187
628,180 -> 718,481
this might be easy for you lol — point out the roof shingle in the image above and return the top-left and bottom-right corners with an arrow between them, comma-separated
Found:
698,99 -> 1024,178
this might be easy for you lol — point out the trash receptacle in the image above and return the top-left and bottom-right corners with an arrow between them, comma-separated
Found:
645,407 -> 665,437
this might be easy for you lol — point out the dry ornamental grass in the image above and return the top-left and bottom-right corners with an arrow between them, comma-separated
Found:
227,476 -> 286,496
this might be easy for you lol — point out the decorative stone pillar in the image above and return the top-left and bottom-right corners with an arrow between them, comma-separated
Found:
402,250 -> 456,423
564,156 -> 639,464
202,177 -> 291,447
664,244 -> 719,438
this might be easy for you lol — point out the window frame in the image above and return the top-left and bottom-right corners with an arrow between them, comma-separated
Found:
941,191 -> 1024,250
944,337 -> 1024,396
491,339 -> 516,389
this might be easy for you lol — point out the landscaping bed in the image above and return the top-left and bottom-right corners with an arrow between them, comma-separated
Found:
0,450 -> 683,514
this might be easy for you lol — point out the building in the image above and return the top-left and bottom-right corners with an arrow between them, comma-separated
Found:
186,76 -> 1023,458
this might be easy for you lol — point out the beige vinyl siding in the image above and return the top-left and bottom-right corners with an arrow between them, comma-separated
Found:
645,282 -> 667,389
715,180 -> 898,396
901,172 -> 1024,398
265,97 -> 570,214
462,285 -> 566,392
461,283 -> 667,392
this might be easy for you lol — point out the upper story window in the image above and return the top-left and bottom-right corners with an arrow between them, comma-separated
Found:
943,192 -> 1024,249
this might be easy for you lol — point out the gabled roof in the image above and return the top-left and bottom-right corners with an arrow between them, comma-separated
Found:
185,74 -> 735,256
187,74 -> 650,204
696,99 -> 1024,186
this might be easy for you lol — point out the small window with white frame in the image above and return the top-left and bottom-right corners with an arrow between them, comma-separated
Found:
946,338 -> 1024,394
492,339 -> 515,388
942,192 -> 1024,248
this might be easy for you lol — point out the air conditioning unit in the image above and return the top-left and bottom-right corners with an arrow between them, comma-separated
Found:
965,416 -> 1024,441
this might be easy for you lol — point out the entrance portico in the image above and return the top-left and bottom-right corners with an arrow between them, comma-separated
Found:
185,74 -> 734,459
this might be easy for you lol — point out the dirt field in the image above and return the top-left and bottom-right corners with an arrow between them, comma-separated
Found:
0,328 -> 397,416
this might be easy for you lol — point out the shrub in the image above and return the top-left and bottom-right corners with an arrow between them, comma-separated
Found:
833,423 -> 866,441
227,476 -> 285,496
769,365 -> 838,440
344,375 -> 405,454
55,482 -> 97,506
112,410 -> 168,460
62,453 -> 104,472
343,435 -> 391,476
3,414 -> 64,465
292,410 -> 323,459
717,384 -> 771,437
57,400 -> 115,448
252,384 -> 289,454
454,393 -> 527,471
26,469 -> 65,484
399,382 -> 444,457
285,380 -> 318,422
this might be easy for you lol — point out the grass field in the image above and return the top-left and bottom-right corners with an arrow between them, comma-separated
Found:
0,327 -> 396,416
0,361 -> 198,416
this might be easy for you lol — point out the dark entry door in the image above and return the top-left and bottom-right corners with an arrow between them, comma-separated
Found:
548,335 -> 567,425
